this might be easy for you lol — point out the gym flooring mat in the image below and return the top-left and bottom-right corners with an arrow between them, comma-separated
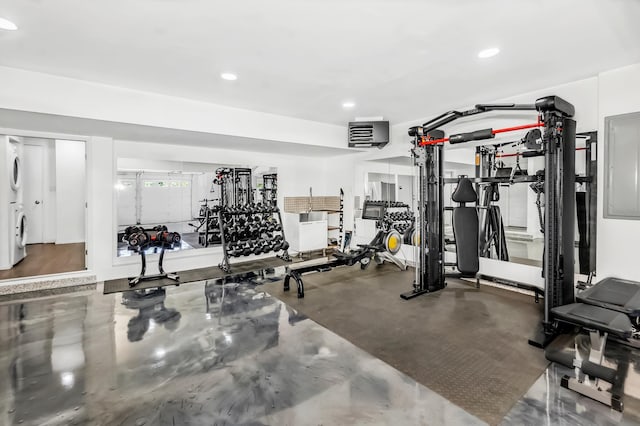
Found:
103,256 -> 294,294
262,263 -> 548,425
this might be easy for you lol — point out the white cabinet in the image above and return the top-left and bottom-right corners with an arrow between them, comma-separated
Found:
287,217 -> 328,252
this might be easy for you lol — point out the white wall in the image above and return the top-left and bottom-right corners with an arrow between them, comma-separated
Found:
55,140 -> 85,244
0,66 -> 345,150
597,63 -> 640,281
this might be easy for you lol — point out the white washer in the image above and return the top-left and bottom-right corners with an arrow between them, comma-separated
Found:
10,203 -> 27,266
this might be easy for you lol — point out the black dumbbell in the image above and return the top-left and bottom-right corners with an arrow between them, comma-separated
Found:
128,231 -> 149,247
281,240 -> 289,251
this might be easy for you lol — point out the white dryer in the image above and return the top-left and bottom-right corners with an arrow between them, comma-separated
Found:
6,136 -> 23,203
10,203 -> 27,266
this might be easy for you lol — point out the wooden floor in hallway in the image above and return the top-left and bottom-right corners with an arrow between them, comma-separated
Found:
0,243 -> 85,280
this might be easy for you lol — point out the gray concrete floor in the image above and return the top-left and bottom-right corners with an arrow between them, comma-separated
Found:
0,271 -> 483,426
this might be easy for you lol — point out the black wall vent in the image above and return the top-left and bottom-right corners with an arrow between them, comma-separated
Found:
348,121 -> 389,149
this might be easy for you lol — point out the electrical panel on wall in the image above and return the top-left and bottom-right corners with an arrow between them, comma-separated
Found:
348,120 -> 389,149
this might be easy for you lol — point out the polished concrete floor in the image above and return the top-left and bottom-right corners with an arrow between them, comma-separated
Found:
0,272 -> 484,426
2,267 -> 640,425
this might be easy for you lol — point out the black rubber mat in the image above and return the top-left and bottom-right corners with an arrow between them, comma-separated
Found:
104,257 -> 291,294
262,263 -> 549,425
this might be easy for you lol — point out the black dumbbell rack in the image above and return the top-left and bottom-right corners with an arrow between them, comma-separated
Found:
363,200 -> 415,236
218,204 -> 291,273
128,242 -> 180,287
385,205 -> 414,236
122,226 -> 182,287
196,204 -> 222,247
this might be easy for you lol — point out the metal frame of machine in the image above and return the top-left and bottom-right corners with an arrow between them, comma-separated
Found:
400,95 -> 578,347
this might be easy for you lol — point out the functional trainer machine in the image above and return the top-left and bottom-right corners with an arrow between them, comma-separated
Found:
400,96 -> 577,339
402,95 -> 640,411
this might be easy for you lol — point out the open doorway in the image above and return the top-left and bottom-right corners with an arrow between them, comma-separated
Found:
0,135 -> 86,280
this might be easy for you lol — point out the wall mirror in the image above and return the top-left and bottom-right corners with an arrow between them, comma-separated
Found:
0,135 -> 86,280
115,158 -> 277,257
362,137 -> 597,275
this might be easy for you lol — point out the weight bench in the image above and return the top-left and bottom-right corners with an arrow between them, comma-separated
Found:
283,229 -> 405,298
545,277 -> 640,411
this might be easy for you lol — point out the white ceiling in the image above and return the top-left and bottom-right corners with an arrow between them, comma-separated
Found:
0,108 -> 359,157
1,0 -> 640,125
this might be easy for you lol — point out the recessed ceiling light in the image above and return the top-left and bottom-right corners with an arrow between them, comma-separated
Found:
478,47 -> 500,59
221,73 -> 237,81
342,101 -> 356,109
0,17 -> 18,31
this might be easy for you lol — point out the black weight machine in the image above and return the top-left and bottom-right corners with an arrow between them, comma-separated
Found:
122,225 -> 182,287
402,95 -> 640,411
399,96 -> 577,325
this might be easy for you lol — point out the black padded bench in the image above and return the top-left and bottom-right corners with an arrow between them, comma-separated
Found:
577,277 -> 640,318
545,277 -> 640,412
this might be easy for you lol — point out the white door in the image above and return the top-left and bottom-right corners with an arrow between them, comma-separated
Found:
23,144 -> 45,244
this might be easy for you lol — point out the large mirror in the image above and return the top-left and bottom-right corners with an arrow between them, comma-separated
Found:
0,135 -> 87,280
115,158 -> 277,257
362,133 -> 596,273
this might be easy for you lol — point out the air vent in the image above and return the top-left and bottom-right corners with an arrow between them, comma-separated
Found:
348,121 -> 389,149
349,123 -> 374,142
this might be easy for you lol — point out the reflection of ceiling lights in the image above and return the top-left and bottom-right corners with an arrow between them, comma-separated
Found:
478,47 -> 500,58
0,17 -> 18,31
342,101 -> 356,109
221,72 -> 238,81
154,348 -> 166,359
60,372 -> 75,389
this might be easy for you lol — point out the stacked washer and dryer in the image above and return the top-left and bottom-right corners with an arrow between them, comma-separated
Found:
0,135 -> 27,270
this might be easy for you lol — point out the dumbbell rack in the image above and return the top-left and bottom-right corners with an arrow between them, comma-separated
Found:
197,204 -> 222,247
128,242 -> 180,287
218,205 -> 291,273
122,226 -> 182,287
385,205 -> 414,236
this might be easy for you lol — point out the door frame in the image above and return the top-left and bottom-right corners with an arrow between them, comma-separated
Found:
0,127 -> 90,277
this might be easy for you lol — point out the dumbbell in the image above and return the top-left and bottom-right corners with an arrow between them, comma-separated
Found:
127,231 -> 149,247
152,225 -> 168,232
155,231 -> 181,245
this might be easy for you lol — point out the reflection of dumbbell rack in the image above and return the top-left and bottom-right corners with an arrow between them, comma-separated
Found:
261,173 -> 278,207
364,200 -> 415,236
122,226 -> 181,287
218,204 -> 291,273
192,199 -> 223,247
338,188 -> 344,249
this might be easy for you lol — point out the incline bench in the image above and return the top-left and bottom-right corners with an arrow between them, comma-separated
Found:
546,277 -> 640,411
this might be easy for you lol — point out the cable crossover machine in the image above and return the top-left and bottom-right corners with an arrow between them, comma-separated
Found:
402,96 -> 580,344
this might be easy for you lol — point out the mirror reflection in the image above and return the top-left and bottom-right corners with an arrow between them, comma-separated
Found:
115,158 -> 277,257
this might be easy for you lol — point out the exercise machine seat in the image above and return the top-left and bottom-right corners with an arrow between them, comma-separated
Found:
452,178 -> 479,276
552,303 -> 633,339
577,277 -> 640,316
